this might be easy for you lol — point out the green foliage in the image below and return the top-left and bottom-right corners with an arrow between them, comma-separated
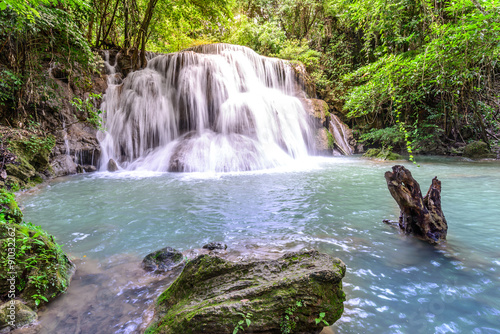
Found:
338,0 -> 500,150
315,312 -> 329,326
226,16 -> 286,55
21,135 -> 56,156
326,131 -> 335,150
232,312 -> 252,334
359,125 -> 404,148
280,300 -> 303,334
0,70 -> 23,106
1,191 -> 72,309
70,93 -> 104,129
0,1 -> 97,125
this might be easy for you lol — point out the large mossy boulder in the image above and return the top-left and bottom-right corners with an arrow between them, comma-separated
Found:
463,141 -> 494,159
0,191 -> 75,311
146,250 -> 346,334
0,221 -> 75,309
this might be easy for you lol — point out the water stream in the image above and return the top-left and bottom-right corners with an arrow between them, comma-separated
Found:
16,156 -> 500,333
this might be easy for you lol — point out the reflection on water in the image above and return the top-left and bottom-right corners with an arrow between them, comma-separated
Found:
17,156 -> 500,333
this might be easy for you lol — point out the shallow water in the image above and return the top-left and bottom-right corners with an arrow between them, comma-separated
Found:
18,156 -> 500,333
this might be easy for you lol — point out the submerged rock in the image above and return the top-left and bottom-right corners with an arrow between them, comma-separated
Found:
142,247 -> 184,273
146,249 -> 346,334
202,242 -> 227,251
0,300 -> 37,330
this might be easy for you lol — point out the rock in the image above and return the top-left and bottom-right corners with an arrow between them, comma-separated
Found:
329,114 -> 355,155
0,300 -> 37,330
50,154 -> 77,177
142,247 -> 184,273
146,249 -> 346,334
363,148 -> 402,160
107,159 -> 118,172
463,141 -> 494,159
202,242 -> 227,251
0,189 -> 23,224
385,165 -> 448,243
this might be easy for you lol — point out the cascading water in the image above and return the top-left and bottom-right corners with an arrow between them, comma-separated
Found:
98,44 -> 314,172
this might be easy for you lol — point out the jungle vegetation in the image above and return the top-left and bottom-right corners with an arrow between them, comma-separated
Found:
0,0 -> 499,154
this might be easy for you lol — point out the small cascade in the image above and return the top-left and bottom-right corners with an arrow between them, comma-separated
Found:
329,114 -> 354,155
62,121 -> 70,155
98,44 -> 315,172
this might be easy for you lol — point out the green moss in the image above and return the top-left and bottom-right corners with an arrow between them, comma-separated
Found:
363,148 -> 403,160
463,141 -> 494,159
0,189 -> 23,223
0,192 -> 74,309
2,134 -> 53,190
147,251 -> 346,333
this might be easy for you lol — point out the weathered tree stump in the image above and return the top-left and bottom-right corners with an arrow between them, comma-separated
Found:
385,165 -> 447,243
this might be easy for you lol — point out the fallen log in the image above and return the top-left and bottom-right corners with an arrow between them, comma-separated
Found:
385,165 -> 447,243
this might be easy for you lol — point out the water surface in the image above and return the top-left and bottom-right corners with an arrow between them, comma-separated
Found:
18,156 -> 500,333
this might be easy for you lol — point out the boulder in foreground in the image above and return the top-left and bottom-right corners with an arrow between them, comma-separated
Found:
146,249 -> 346,334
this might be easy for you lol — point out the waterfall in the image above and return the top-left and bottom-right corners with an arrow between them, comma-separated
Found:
98,44 -> 315,172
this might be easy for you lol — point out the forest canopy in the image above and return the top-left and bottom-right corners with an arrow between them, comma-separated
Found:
0,0 -> 499,154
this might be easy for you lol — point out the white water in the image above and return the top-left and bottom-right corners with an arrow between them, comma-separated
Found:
98,44 -> 314,173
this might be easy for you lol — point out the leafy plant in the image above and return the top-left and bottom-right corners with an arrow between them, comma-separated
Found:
315,312 -> 329,326
280,300 -> 303,334
232,312 -> 252,334
70,93 -> 104,129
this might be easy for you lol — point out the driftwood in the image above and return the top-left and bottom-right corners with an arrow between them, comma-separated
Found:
385,165 -> 447,243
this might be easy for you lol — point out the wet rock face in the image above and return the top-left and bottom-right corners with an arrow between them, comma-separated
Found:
107,158 -> 118,172
146,250 -> 346,334
142,247 -> 184,273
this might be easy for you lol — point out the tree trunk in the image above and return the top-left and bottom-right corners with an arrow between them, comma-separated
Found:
385,165 -> 448,243
131,0 -> 158,70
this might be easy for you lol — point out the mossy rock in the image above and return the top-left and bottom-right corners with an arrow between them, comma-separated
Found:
0,221 -> 75,309
146,250 -> 346,334
463,141 -> 495,159
363,148 -> 403,160
3,135 -> 54,190
0,189 -> 23,224
142,247 -> 184,273
0,300 -> 37,330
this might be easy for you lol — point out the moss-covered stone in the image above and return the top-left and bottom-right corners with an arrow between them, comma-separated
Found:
0,206 -> 75,309
1,128 -> 54,190
363,148 -> 403,160
0,300 -> 37,330
142,247 -> 184,273
146,250 -> 346,334
0,189 -> 23,224
463,141 -> 495,159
